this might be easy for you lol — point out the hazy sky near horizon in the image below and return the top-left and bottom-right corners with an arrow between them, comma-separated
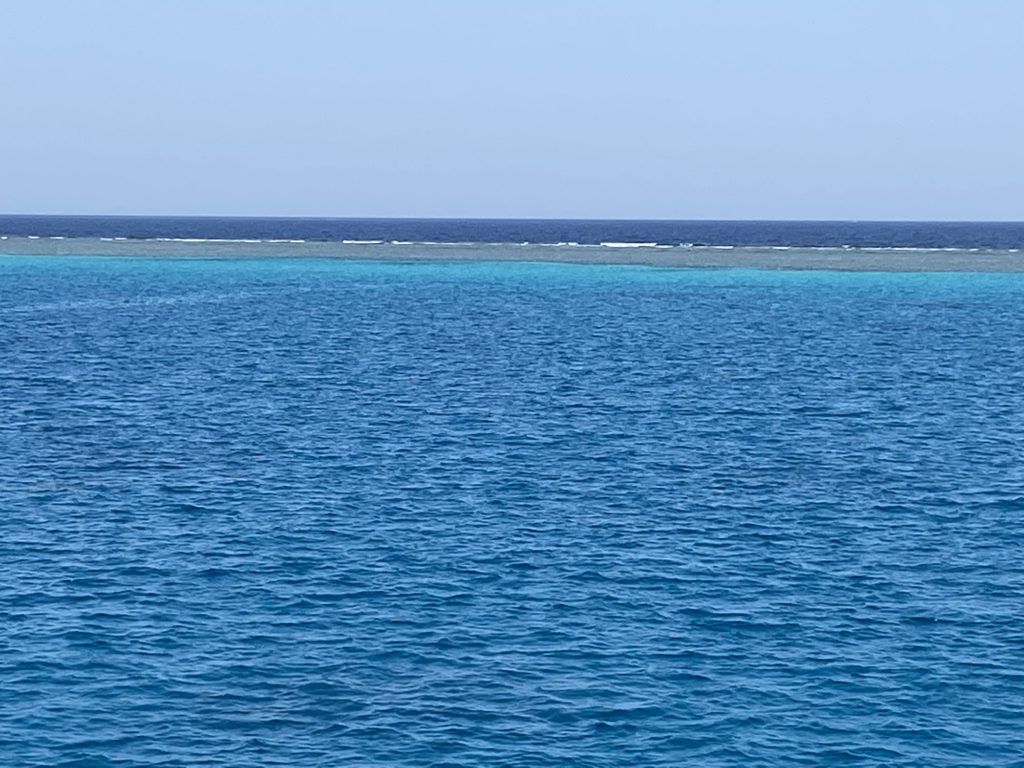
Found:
2,1 -> 1022,220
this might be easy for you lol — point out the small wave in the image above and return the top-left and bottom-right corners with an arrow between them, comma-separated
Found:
1,290 -> 258,315
600,242 -> 659,248
156,237 -> 266,244
410,241 -> 487,246
341,239 -> 384,245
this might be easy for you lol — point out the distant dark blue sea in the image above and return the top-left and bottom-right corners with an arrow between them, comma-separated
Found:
3,219 -> 1024,767
1,214 -> 1023,248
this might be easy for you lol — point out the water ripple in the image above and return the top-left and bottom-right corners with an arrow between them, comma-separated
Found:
2,258 -> 1024,766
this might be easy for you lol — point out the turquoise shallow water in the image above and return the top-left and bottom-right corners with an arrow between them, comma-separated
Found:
3,256 -> 1024,767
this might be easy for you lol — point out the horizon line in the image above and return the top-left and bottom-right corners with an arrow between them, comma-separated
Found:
1,213 -> 1023,225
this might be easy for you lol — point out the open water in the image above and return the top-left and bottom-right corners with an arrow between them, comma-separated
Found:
1,215 -> 1023,249
2,220 -> 1024,766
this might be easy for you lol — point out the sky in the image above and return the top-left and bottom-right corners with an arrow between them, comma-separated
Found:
2,0 -> 1022,221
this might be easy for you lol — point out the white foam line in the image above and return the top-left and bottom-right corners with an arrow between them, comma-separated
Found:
5,235 -> 1019,255
154,237 -> 267,244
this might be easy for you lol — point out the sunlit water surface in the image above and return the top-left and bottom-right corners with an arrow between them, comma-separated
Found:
2,256 -> 1024,767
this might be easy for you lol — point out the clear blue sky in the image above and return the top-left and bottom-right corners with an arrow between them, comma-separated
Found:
2,1 -> 1021,220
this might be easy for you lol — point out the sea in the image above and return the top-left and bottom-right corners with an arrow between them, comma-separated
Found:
2,217 -> 1024,767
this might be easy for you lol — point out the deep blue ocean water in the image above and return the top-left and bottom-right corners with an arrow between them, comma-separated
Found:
2,214 -> 1023,249
3,246 -> 1024,766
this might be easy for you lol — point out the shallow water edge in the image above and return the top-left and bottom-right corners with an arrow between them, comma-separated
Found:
3,236 -> 1024,271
